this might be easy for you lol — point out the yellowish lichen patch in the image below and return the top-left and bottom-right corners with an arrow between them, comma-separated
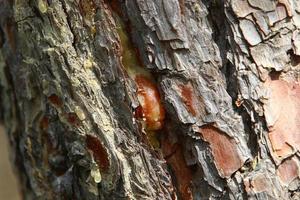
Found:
83,58 -> 94,69
75,106 -> 86,121
38,0 -> 48,13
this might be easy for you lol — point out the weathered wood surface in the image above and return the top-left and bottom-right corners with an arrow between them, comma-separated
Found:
0,0 -> 299,199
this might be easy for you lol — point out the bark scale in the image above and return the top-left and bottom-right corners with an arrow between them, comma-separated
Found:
0,0 -> 299,199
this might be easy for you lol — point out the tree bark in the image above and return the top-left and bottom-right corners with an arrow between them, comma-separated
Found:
0,0 -> 299,199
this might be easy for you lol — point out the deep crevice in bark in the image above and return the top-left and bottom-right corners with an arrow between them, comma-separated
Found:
287,49 -> 300,66
59,0 -> 76,49
205,0 -> 227,65
0,26 -> 4,49
1,0 -> 300,199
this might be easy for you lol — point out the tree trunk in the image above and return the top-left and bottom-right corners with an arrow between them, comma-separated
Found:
0,0 -> 299,199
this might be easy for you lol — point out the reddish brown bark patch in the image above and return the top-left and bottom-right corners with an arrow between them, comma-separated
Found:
48,94 -> 63,107
66,113 -> 80,126
264,80 -> 300,158
198,125 -> 242,178
86,135 -> 110,171
277,157 -> 299,185
4,20 -> 16,52
106,0 -> 123,16
269,70 -> 281,80
134,105 -> 143,119
179,0 -> 185,16
40,116 -> 49,130
179,84 -> 197,116
161,137 -> 193,200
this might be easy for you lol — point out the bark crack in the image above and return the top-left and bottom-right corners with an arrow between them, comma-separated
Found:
15,15 -> 36,24
59,0 -> 76,49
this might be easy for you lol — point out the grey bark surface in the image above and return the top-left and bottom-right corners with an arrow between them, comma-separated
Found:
0,0 -> 299,199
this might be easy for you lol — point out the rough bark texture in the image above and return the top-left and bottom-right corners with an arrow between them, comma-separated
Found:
0,0 -> 300,199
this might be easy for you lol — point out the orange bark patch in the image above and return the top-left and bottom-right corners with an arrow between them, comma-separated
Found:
48,94 -> 63,107
198,125 -> 242,178
264,80 -> 300,158
179,84 -> 197,116
161,138 -> 193,200
135,75 -> 165,131
86,135 -> 110,171
277,157 -> 299,185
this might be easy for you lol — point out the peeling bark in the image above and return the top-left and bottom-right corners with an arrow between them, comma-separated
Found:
0,0 -> 300,199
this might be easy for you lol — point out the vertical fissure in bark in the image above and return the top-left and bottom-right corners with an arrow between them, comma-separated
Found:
205,0 -> 228,63
160,124 -> 194,200
2,0 -> 300,199
224,2 -> 266,157
59,0 -> 76,49
0,26 -> 4,49
204,0 -> 261,178
104,1 -> 198,199
104,0 -> 166,142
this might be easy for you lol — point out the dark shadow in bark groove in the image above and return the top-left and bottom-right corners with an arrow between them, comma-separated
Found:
205,0 -> 228,65
269,69 -> 281,80
239,105 -> 259,158
209,2 -> 260,160
0,26 -> 4,48
287,49 -> 300,66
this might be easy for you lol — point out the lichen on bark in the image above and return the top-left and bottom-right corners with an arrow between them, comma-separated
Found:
1,0 -> 300,199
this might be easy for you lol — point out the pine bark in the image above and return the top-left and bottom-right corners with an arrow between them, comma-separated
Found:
0,0 -> 299,199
